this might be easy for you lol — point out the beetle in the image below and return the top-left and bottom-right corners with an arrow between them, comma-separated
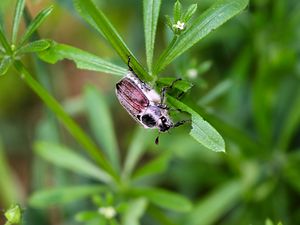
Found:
115,57 -> 187,144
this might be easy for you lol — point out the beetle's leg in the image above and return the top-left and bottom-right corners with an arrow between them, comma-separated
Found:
173,119 -> 191,128
160,78 -> 182,105
127,55 -> 134,71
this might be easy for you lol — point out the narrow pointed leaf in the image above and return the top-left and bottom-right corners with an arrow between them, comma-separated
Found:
168,96 -> 225,152
183,4 -> 197,22
185,180 -> 243,225
38,41 -> 127,76
143,0 -> 161,72
13,61 -> 116,179
35,141 -> 112,183
155,0 -> 249,73
29,185 -> 106,208
75,0 -> 152,82
12,0 -> 25,44
122,128 -> 156,179
132,187 -> 192,212
0,25 -> 11,53
132,152 -> 171,181
173,0 -> 182,22
122,198 -> 148,225
16,39 -> 52,54
0,56 -> 11,75
84,86 -> 120,172
20,5 -> 53,45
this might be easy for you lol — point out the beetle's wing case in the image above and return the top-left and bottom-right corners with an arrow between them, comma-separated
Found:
126,71 -> 161,104
116,76 -> 149,126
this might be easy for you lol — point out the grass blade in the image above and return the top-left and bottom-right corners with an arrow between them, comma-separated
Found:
0,56 -> 11,75
84,85 -> 120,172
131,187 -> 192,212
185,180 -> 243,225
13,60 -> 117,180
74,0 -> 152,82
143,0 -> 161,73
122,128 -> 156,180
168,96 -> 225,152
12,0 -> 25,44
35,141 -> 112,183
0,25 -> 11,53
0,139 -> 22,207
29,185 -> 106,208
19,5 -> 53,45
38,41 -> 127,76
154,0 -> 249,73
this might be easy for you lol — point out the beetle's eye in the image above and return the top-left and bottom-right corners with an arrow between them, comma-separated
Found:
142,114 -> 156,127
161,117 -> 167,123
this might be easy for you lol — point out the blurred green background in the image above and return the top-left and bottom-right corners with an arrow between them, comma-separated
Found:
0,0 -> 299,224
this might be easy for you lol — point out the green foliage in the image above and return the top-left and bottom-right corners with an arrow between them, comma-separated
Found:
4,204 -> 22,225
6,0 -> 300,224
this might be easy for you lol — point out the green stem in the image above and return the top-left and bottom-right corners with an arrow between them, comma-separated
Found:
13,60 -> 118,181
153,35 -> 178,75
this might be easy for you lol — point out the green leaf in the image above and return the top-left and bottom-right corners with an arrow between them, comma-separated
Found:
29,185 -> 106,208
143,0 -> 161,72
0,56 -> 11,75
13,61 -> 116,179
0,140 -> 21,206
131,187 -> 192,212
157,77 -> 193,92
185,180 -> 243,225
35,141 -> 112,183
122,128 -> 156,180
84,85 -> 120,172
173,0 -> 182,23
4,204 -> 22,224
16,39 -> 52,55
132,152 -> 171,181
168,96 -> 225,152
277,87 -> 300,151
38,41 -> 126,76
0,25 -> 11,53
12,0 -> 25,44
75,211 -> 103,223
183,4 -> 197,22
74,0 -> 152,82
154,0 -> 249,73
19,5 -> 53,45
122,198 -> 148,225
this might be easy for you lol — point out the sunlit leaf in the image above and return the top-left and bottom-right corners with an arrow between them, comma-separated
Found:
38,41 -> 127,76
29,185 -> 106,208
143,0 -> 161,72
168,96 -> 225,152
12,0 -> 25,44
16,39 -> 52,54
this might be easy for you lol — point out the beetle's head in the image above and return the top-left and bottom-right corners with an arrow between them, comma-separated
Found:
158,116 -> 173,132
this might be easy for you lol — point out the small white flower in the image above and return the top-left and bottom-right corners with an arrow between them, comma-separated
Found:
187,68 -> 198,79
98,206 -> 116,219
173,21 -> 185,30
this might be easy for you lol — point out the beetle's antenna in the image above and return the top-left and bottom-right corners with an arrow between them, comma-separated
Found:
127,55 -> 133,71
155,133 -> 160,145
